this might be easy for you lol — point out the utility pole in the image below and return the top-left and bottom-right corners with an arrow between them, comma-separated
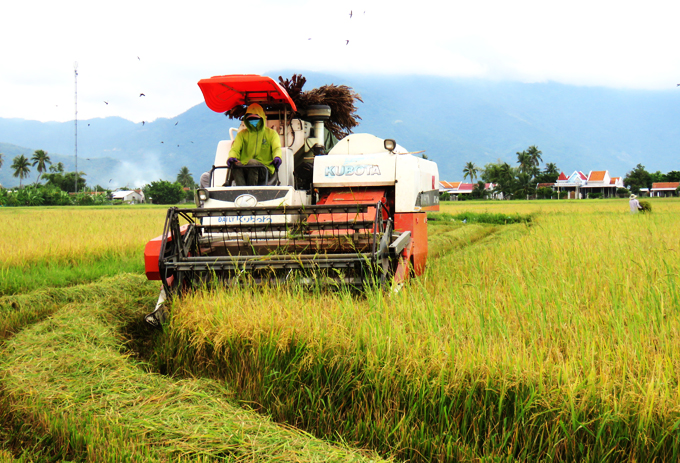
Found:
74,62 -> 78,193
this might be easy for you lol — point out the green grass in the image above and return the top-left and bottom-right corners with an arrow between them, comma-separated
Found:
0,251 -> 145,296
428,211 -> 533,225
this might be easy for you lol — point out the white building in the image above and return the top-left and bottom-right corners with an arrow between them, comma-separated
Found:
112,190 -> 144,204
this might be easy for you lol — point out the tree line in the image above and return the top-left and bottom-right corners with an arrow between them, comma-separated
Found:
0,149 -> 199,206
623,164 -> 680,195
457,146 -> 561,199
454,147 -> 679,200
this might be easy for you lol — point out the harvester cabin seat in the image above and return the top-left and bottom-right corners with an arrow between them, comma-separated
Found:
213,136 -> 294,187
223,159 -> 278,187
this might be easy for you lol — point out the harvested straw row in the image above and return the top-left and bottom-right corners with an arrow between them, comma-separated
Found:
0,276 -> 391,462
0,273 -> 154,339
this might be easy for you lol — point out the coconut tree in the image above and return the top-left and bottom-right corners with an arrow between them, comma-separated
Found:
495,162 -> 517,199
31,149 -> 52,183
544,162 -> 558,176
472,180 -> 487,199
11,155 -> 31,188
176,166 -> 195,189
463,161 -> 478,183
516,150 -> 532,175
526,145 -> 543,169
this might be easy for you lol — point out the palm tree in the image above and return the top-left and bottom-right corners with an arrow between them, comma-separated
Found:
11,155 -> 31,188
544,162 -> 558,176
515,171 -> 535,198
31,149 -> 51,183
176,166 -> 195,188
463,161 -> 478,182
526,145 -> 543,169
516,150 -> 532,175
472,180 -> 486,199
496,162 -> 517,199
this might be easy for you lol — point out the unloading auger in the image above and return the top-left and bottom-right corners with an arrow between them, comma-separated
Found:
143,74 -> 439,326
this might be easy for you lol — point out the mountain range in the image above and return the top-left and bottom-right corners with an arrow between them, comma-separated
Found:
1,72 -> 679,189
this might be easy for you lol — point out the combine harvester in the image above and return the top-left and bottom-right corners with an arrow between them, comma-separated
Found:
144,74 -> 439,325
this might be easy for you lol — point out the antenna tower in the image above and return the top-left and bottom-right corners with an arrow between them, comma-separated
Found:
74,62 -> 78,193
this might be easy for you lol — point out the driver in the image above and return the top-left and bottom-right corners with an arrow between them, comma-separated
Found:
227,103 -> 282,186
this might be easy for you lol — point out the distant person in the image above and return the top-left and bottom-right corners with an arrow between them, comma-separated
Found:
629,194 -> 642,213
226,103 -> 282,186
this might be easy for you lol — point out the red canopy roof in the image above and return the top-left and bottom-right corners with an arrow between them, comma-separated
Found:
197,74 -> 297,113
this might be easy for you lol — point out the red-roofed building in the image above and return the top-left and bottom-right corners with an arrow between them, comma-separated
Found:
552,170 -> 623,199
438,181 -> 461,192
579,170 -> 622,198
650,182 -> 680,197
588,170 -> 607,182
438,181 -> 499,200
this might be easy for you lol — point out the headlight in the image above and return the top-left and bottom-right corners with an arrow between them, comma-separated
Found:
195,189 -> 209,207
384,139 -> 396,152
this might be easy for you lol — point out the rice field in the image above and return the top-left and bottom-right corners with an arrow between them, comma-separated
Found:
0,205 -> 167,294
1,198 -> 679,461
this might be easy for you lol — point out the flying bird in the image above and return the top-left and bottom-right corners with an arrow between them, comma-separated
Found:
137,56 -> 140,61
87,123 -> 90,126
175,121 -> 178,125
161,141 -> 164,143
109,179 -> 112,183
177,145 -> 179,147
346,40 -> 349,45
139,93 -> 145,97
104,101 -> 109,105
142,121 -> 145,126
349,10 -> 352,18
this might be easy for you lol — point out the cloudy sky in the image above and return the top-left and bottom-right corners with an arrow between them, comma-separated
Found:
2,0 -> 679,123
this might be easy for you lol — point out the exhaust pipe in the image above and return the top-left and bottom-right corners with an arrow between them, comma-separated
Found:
307,105 -> 331,155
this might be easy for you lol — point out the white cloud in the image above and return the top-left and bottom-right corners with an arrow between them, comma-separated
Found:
2,0 -> 679,123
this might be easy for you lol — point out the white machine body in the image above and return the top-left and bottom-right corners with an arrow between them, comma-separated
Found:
313,133 -> 439,212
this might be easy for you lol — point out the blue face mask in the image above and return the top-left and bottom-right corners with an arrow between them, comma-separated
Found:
247,118 -> 260,128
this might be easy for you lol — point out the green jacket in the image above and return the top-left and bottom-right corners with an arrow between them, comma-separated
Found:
228,104 -> 282,175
